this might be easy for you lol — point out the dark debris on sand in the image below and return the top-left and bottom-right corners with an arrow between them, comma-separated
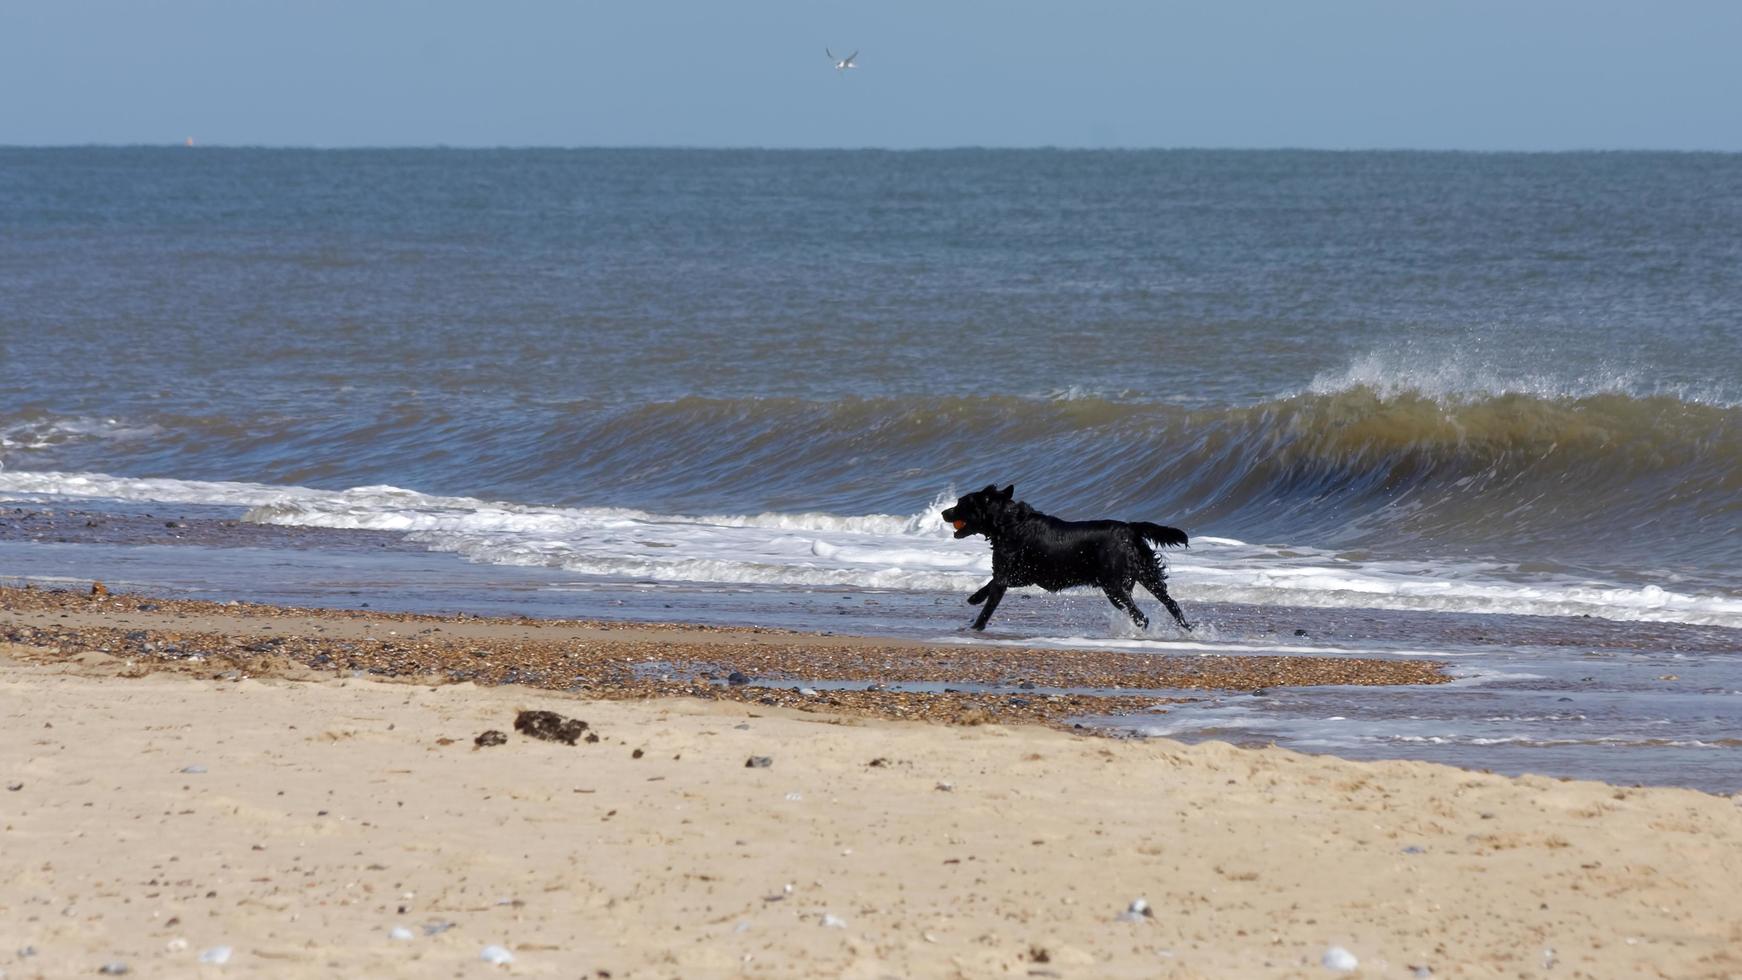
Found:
514,709 -> 589,745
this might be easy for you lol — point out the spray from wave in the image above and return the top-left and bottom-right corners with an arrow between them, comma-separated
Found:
1302,350 -> 1737,407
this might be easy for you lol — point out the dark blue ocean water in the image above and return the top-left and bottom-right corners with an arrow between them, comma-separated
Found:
6,148 -> 1740,579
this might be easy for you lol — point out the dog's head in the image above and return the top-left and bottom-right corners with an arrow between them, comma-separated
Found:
940,484 -> 1014,539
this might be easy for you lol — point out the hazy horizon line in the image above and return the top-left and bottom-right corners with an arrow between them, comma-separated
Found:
5,142 -> 1740,155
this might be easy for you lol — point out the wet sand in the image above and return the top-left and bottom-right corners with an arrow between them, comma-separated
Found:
0,586 -> 1445,727
4,642 -> 1741,978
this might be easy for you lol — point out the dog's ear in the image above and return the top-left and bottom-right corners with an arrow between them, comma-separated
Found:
982,484 -> 999,496
999,485 -> 1014,500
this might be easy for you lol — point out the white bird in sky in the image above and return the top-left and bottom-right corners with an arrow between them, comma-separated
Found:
827,48 -> 858,72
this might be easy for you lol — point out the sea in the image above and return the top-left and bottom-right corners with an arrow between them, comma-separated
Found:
3,147 -> 1739,792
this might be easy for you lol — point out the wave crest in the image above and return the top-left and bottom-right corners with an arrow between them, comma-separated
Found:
2,386 -> 1737,580
1303,351 -> 1736,407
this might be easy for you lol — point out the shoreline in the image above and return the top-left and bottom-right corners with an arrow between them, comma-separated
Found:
0,585 -> 1447,729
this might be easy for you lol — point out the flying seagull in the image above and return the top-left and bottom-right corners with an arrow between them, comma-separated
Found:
827,49 -> 858,71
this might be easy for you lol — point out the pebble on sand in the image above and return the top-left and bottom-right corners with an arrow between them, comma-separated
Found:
745,755 -> 773,768
197,946 -> 232,965
479,944 -> 514,965
1116,897 -> 1154,922
1322,946 -> 1359,971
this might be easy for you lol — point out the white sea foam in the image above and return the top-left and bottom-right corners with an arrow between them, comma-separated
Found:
0,471 -> 316,507
1305,351 -> 1640,403
4,469 -> 1741,629
938,635 -> 1371,658
0,416 -> 164,453
1302,349 -> 1738,407
1440,667 -> 1548,687
1120,704 -> 1270,738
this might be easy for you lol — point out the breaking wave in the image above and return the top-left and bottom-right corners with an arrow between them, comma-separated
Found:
2,382 -> 1737,590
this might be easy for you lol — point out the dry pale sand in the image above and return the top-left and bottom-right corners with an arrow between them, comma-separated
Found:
3,648 -> 1741,979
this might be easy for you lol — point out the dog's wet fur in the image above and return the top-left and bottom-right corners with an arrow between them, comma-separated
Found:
940,484 -> 1191,632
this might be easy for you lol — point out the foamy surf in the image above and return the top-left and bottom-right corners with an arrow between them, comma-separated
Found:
4,469 -> 1741,629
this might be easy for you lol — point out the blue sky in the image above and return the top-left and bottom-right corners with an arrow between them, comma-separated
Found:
4,0 -> 1739,150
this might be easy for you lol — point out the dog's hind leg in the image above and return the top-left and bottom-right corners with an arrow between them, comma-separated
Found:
970,583 -> 1007,631
1137,564 -> 1191,630
967,580 -> 995,605
1102,585 -> 1150,630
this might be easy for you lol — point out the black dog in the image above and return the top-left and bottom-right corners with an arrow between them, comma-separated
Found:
941,484 -> 1191,632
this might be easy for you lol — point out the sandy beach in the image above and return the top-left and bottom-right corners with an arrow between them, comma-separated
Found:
3,591 -> 1740,978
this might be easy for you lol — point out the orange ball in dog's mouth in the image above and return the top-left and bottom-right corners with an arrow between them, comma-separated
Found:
952,520 -> 967,531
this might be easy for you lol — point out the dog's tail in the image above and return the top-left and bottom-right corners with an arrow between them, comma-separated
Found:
1133,522 -> 1189,549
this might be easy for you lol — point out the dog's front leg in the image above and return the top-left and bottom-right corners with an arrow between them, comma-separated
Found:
967,580 -> 996,605
970,583 -> 1007,630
